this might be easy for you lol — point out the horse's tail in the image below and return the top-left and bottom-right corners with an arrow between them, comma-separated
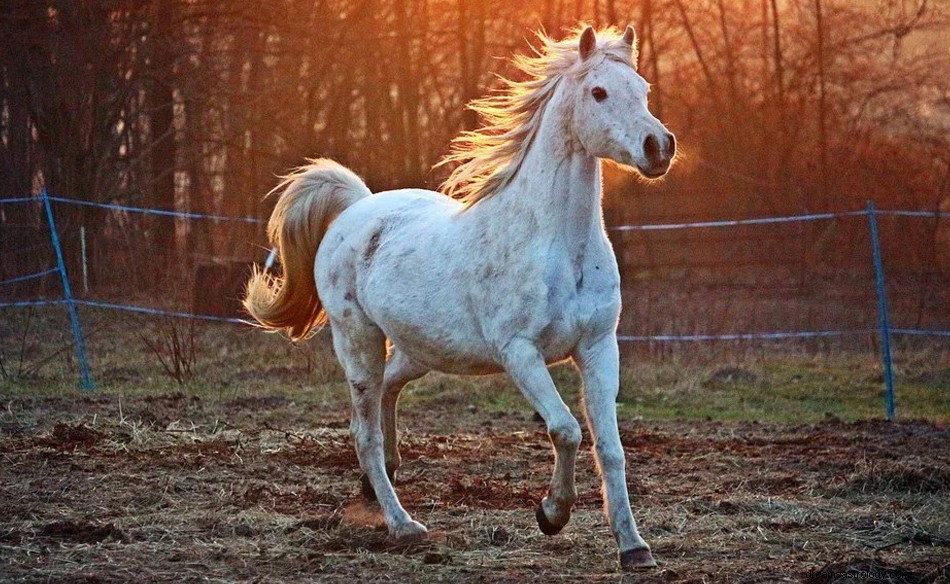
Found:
244,159 -> 371,341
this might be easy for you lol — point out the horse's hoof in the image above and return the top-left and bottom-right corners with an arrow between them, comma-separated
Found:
360,473 -> 377,502
535,502 -> 567,536
390,520 -> 428,543
619,547 -> 657,570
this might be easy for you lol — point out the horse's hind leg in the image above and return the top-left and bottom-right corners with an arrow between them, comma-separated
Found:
361,347 -> 427,501
331,323 -> 426,541
502,339 -> 581,535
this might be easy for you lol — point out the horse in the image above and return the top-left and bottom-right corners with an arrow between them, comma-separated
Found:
244,25 -> 675,571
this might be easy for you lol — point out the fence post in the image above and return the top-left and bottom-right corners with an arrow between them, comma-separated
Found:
866,200 -> 895,420
41,188 -> 94,390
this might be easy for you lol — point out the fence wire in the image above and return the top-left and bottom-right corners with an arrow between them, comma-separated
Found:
1,192 -> 948,414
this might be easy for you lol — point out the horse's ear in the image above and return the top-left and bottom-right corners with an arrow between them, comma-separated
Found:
578,26 -> 596,61
622,25 -> 639,67
622,25 -> 636,48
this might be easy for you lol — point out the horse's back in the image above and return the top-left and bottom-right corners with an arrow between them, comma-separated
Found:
332,188 -> 458,227
318,186 -> 457,249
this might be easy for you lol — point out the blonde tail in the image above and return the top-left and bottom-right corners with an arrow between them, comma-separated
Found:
244,159 -> 371,340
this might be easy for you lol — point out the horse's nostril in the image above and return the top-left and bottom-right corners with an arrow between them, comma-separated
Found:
643,134 -> 660,164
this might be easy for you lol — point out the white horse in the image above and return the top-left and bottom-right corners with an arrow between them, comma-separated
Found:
244,25 -> 675,571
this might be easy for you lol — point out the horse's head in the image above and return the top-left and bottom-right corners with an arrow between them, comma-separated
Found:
569,26 -> 675,179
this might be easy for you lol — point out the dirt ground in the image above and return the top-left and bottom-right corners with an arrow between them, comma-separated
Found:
1,392 -> 949,583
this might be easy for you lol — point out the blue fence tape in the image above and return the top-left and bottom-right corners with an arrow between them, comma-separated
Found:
7,298 -> 943,341
0,267 -> 59,286
6,193 -> 948,227
0,297 -> 247,325
74,299 -> 250,324
619,329 -> 950,342
875,210 -> 950,218
47,196 -> 265,224
0,299 -> 68,309
892,329 -> 950,338
618,330 -> 859,342
3,193 -> 950,409
5,298 -> 945,341
609,210 -> 868,232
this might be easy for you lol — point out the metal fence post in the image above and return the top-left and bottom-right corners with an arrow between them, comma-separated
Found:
866,200 -> 895,420
41,188 -> 94,390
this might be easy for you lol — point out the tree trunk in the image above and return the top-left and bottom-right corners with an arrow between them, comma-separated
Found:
150,0 -> 177,286
457,0 -> 483,132
642,0 -> 662,116
814,0 -> 829,212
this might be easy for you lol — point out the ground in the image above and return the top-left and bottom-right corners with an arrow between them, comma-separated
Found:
1,391 -> 949,583
1,314 -> 949,582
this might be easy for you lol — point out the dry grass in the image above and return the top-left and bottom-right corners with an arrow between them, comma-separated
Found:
3,305 -> 949,422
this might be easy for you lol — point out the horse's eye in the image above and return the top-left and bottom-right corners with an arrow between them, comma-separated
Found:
591,87 -> 608,102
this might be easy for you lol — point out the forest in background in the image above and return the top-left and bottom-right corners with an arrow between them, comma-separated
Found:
1,0 -> 948,294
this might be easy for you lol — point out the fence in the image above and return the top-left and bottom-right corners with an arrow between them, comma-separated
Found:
1,189 -> 948,419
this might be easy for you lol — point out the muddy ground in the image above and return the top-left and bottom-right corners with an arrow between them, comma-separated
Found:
1,392 -> 949,583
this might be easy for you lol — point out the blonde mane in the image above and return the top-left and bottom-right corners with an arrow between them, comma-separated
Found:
439,26 -> 636,208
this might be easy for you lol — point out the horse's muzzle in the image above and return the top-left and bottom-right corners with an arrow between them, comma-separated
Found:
641,132 -> 676,177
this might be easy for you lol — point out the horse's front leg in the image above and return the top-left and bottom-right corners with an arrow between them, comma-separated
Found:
574,333 -> 656,570
502,339 -> 582,534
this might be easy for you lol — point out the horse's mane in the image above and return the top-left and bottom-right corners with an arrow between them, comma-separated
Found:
439,26 -> 636,209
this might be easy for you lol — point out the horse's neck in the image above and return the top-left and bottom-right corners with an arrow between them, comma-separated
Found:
478,97 -> 603,252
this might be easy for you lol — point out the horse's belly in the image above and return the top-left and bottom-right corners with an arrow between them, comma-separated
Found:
382,320 -> 503,375
398,340 -> 503,375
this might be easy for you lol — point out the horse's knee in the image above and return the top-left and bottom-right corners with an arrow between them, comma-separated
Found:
354,427 -> 382,451
549,418 -> 582,451
594,441 -> 626,473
